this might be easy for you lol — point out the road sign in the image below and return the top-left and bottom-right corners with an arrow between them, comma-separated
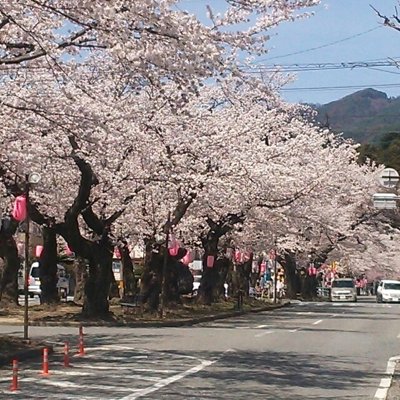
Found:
373,193 -> 399,209
379,168 -> 400,188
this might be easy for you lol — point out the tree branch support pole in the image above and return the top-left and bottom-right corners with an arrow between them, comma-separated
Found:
159,211 -> 170,318
23,175 -> 30,341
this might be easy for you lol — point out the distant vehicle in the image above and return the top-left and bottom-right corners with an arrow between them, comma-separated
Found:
192,275 -> 202,295
18,262 -> 69,298
330,278 -> 357,302
376,280 -> 400,303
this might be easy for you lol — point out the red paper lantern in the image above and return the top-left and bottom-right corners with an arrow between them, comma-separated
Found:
206,255 -> 215,268
35,245 -> 43,258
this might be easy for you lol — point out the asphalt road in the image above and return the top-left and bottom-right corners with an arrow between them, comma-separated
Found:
0,297 -> 399,399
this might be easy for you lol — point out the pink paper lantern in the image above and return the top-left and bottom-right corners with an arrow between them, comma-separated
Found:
206,255 -> 215,268
308,265 -> 317,276
260,262 -> 266,273
168,234 -> 179,256
12,195 -> 27,222
181,250 -> 194,265
113,247 -> 121,259
234,250 -> 242,263
269,249 -> 276,260
17,242 -> 24,256
35,245 -> 43,258
243,251 -> 252,262
169,245 -> 179,256
65,245 -> 73,256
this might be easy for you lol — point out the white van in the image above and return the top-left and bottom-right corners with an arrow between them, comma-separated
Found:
18,262 -> 69,298
330,278 -> 357,302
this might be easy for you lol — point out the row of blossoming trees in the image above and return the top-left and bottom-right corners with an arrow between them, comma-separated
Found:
0,1 -> 395,317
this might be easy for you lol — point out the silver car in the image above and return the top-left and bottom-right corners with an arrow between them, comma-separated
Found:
330,278 -> 357,302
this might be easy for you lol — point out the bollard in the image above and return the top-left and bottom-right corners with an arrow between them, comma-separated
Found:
10,359 -> 18,391
41,347 -> 49,376
64,341 -> 70,367
78,325 -> 85,356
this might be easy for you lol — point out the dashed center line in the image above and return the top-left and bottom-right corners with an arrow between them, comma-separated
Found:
254,330 -> 274,338
313,319 -> 323,325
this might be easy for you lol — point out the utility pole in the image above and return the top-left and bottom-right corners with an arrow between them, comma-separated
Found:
23,175 -> 30,340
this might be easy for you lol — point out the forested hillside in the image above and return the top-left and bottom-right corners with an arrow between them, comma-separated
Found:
314,88 -> 400,144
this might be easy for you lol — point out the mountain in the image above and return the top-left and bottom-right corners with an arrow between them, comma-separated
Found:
313,89 -> 400,144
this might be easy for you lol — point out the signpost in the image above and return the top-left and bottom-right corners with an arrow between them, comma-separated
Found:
373,168 -> 400,210
379,168 -> 400,188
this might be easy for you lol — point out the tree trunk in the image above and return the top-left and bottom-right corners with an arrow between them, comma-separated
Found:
0,235 -> 20,306
82,243 -> 113,317
281,252 -> 300,299
140,238 -> 163,311
119,243 -> 137,301
231,257 -> 252,298
197,236 -> 219,305
39,226 -> 59,304
73,256 -> 87,304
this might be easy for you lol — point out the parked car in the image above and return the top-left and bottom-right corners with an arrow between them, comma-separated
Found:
376,280 -> 400,303
18,262 -> 69,298
192,275 -> 202,295
330,278 -> 357,302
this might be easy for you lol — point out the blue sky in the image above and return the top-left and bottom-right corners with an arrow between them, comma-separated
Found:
180,0 -> 400,105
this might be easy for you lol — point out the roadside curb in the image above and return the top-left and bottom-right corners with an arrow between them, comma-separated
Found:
0,302 -> 290,329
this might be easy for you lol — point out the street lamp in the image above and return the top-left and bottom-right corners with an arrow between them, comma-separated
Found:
23,172 -> 41,341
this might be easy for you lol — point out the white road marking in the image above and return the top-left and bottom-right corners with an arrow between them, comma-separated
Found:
88,345 -> 136,351
256,324 -> 269,329
24,369 -> 94,376
296,312 -> 313,315
235,326 -> 251,329
313,319 -> 323,325
374,354 -> 400,399
22,377 -> 141,392
254,330 -> 274,338
289,328 -> 300,333
119,359 -> 216,400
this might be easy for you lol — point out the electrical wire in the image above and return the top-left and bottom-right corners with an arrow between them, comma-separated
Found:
280,83 -> 400,92
258,26 -> 383,62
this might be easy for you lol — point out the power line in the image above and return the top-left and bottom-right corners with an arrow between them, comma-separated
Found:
258,26 -> 382,62
242,59 -> 400,73
280,83 -> 400,93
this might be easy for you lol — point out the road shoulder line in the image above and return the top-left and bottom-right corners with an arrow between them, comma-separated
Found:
374,355 -> 400,400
